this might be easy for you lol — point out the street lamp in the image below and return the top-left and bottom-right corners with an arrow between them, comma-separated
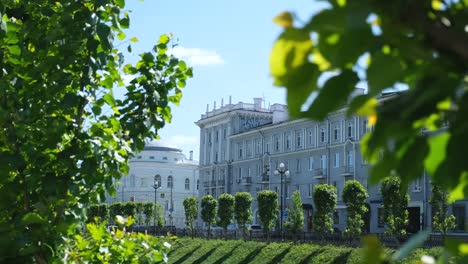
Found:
274,162 -> 289,240
152,175 -> 161,228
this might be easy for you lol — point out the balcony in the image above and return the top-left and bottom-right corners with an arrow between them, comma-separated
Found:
203,181 -> 210,188
313,168 -> 327,179
241,177 -> 252,185
260,175 -> 270,183
341,165 -> 354,177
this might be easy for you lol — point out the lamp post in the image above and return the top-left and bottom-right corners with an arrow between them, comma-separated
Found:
152,176 -> 161,228
274,162 -> 289,240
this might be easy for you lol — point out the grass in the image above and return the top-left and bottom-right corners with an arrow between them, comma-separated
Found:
167,238 -> 451,264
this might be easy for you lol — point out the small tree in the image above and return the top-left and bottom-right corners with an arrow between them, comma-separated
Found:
430,183 -> 456,238
201,195 -> 217,239
154,203 -> 164,228
342,180 -> 368,236
217,193 -> 235,237
257,190 -> 278,240
142,202 -> 154,227
183,197 -> 199,238
313,184 -> 337,235
235,192 -> 253,238
109,203 -> 124,224
381,176 -> 409,237
285,190 -> 304,239
123,202 -> 137,221
135,202 -> 144,225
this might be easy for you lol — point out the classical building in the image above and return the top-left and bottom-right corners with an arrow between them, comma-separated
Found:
111,141 -> 199,228
196,93 -> 468,233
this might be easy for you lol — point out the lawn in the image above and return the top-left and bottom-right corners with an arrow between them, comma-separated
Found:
166,238 -> 447,264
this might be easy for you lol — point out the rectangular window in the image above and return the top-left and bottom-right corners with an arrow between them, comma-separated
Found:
347,151 -> 354,166
308,183 -> 313,197
223,128 -> 227,139
215,130 -> 219,142
256,164 -> 261,177
413,178 -> 422,192
238,168 -> 242,182
321,129 -> 325,143
347,125 -> 352,138
208,132 -> 212,145
334,153 -> 340,168
246,141 -> 252,157
334,128 -> 338,141
248,167 -> 251,177
296,130 -> 302,148
308,130 -> 313,145
266,141 -> 270,153
308,157 -> 314,171
238,143 -> 243,159
285,133 -> 291,150
256,139 -> 261,154
296,159 -> 301,172
378,208 -> 384,227
274,135 -> 280,151
215,152 -> 218,162
453,205 -> 466,231
321,155 -> 327,169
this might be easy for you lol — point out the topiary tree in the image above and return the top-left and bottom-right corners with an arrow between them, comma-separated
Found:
285,190 -> 304,239
183,197 -> 198,238
381,176 -> 409,237
135,202 -> 144,225
154,203 -> 164,228
109,203 -> 124,224
123,202 -> 137,221
201,195 -> 217,239
257,190 -> 278,240
142,202 -> 154,227
234,192 -> 253,238
342,180 -> 369,236
217,193 -> 235,237
313,184 -> 337,235
430,183 -> 456,238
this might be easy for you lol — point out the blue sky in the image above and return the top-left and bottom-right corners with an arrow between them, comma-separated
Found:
123,0 -> 328,160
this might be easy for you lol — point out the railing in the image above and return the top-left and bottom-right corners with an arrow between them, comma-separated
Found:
314,168 -> 327,177
341,165 -> 354,175
242,177 -> 252,185
261,176 -> 269,183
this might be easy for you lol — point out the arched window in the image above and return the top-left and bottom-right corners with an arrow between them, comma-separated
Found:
167,175 -> 173,188
185,178 -> 190,190
197,179 -> 200,190
154,174 -> 161,188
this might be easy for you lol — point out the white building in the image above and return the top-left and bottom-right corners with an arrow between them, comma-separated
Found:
112,141 -> 199,228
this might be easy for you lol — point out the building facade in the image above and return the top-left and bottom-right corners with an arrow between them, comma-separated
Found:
196,95 -> 468,233
111,141 -> 199,228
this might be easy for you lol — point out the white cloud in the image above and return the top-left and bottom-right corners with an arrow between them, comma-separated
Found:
171,46 -> 224,66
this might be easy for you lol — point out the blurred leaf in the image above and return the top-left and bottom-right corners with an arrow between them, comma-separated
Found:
361,235 -> 385,264
367,53 -> 405,95
393,230 -> 430,261
273,11 -> 293,28
21,212 -> 45,225
425,132 -> 450,177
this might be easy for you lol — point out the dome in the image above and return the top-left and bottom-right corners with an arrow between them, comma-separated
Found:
143,140 -> 182,153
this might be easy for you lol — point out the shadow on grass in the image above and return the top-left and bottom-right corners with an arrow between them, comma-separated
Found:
172,244 -> 202,264
239,245 -> 267,264
213,244 -> 241,264
268,246 -> 291,264
299,248 -> 325,264
192,247 -> 218,264
331,250 -> 352,264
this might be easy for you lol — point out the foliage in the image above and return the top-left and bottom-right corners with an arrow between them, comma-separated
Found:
123,202 -> 137,220
0,0 -> 192,261
136,202 -> 143,225
257,190 -> 278,235
217,193 -> 235,232
381,177 -> 409,236
55,216 -> 171,263
313,184 -> 337,235
87,204 -> 109,223
169,237 -> 454,264
430,183 -> 456,236
201,195 -> 217,238
143,202 -> 154,227
155,202 -> 164,228
110,203 -> 124,224
183,197 -> 198,238
284,190 -> 304,237
342,180 -> 369,236
234,192 -> 253,233
98,204 -> 109,223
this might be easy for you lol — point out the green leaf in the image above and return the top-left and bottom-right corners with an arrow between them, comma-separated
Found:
302,70 -> 358,120
116,0 -> 125,8
21,212 -> 45,225
392,230 -> 430,261
158,34 -> 170,45
361,235 -> 385,264
425,132 -> 450,177
367,53 -> 405,95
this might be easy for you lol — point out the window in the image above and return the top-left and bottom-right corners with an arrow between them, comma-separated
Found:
238,168 -> 242,182
378,208 -> 384,227
413,178 -> 421,192
274,135 -> 280,151
185,178 -> 190,190
347,124 -> 353,138
308,156 -> 314,171
285,185 -> 290,199
265,140 -> 270,153
137,155 -> 142,159
215,130 -> 219,142
256,164 -> 261,177
321,155 -> 327,169
296,131 -> 302,148
334,153 -> 340,168
347,151 -> 354,166
453,205 -> 466,231
363,120 -> 369,134
196,179 -> 199,190
248,167 -> 251,177
296,159 -> 301,172
238,143 -> 243,159
162,156 -> 167,160
334,128 -> 339,141
255,139 -> 261,154
140,177 -> 146,187
215,152 -> 218,162
246,141 -> 252,157
308,129 -> 313,145
308,183 -> 313,197
321,129 -> 325,143
208,132 -> 212,145
155,174 -> 162,188
150,156 -> 155,159
130,174 -> 136,187
285,133 -> 291,150
167,175 -> 173,188
223,128 -> 227,139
